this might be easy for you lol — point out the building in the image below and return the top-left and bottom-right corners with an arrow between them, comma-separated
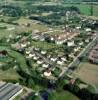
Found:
88,44 -> 98,64
0,82 -> 23,100
54,31 -> 79,45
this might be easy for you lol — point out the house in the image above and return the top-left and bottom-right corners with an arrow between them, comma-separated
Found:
85,28 -> 92,32
33,56 -> 39,60
41,50 -> 47,55
21,43 -> 27,48
74,47 -> 80,52
42,64 -> 49,68
67,40 -> 75,47
50,57 -> 57,62
28,54 -> 34,58
61,57 -> 67,62
44,70 -> 52,77
34,47 -> 40,51
88,44 -> 98,64
55,34 -> 67,45
26,50 -> 30,54
69,53 -> 75,58
57,60 -> 64,65
76,26 -> 81,29
37,60 -> 43,65
79,42 -> 84,46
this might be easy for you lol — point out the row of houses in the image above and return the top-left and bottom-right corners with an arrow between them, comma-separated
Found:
89,44 -> 98,64
32,28 -> 80,45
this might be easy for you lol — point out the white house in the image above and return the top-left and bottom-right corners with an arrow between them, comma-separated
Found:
33,56 -> 39,60
50,57 -> 57,62
57,60 -> 64,65
79,42 -> 84,46
42,64 -> 49,68
26,50 -> 30,54
74,47 -> 80,52
28,54 -> 34,58
34,48 -> 40,51
61,57 -> 67,62
21,43 -> 27,48
44,71 -> 52,77
67,41 -> 75,47
41,50 -> 47,55
37,60 -> 43,65
85,28 -> 91,32
76,26 -> 81,29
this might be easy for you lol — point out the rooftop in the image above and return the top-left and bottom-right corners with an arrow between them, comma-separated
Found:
0,82 -> 23,100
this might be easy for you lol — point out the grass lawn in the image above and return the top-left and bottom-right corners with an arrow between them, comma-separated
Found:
73,62 -> 98,88
32,40 -> 62,50
0,22 -> 17,39
49,90 -> 79,100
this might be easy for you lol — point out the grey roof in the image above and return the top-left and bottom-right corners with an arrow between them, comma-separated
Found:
0,82 -> 22,100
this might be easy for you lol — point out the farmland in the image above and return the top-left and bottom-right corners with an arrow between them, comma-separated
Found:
73,62 -> 98,88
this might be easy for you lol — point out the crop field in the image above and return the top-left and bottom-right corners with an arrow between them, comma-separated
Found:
73,62 -> 98,88
0,68 -> 20,81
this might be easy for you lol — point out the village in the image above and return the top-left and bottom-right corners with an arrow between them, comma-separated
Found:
0,13 -> 97,81
0,0 -> 98,99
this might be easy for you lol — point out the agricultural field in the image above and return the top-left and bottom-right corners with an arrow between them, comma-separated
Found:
63,4 -> 98,16
13,17 -> 49,32
0,16 -> 49,39
73,62 -> 98,88
0,68 -> 20,81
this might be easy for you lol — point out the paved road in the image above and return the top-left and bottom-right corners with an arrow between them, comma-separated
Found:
59,35 -> 98,77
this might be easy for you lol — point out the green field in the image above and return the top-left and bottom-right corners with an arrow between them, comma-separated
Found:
63,4 -> 98,16
0,16 -> 49,39
49,90 -> 79,100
